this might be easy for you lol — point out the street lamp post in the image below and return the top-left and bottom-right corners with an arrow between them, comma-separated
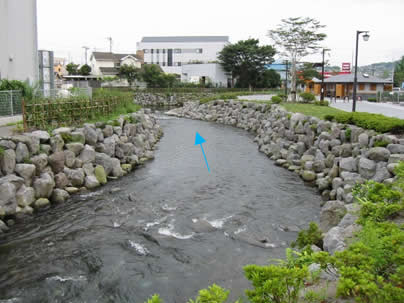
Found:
352,31 -> 370,112
321,48 -> 330,101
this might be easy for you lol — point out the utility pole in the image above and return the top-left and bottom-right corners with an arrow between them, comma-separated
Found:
82,46 -> 90,65
352,30 -> 370,112
106,37 -> 113,53
321,48 -> 330,101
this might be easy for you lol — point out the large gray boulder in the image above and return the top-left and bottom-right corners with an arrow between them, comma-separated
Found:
103,137 -> 116,157
71,131 -> 85,144
30,154 -> 48,174
358,157 -> 376,179
367,147 -> 390,162
339,157 -> 357,172
48,151 -> 65,174
33,173 -> 55,198
0,182 -> 17,215
15,142 -> 29,163
15,163 -> 36,185
50,134 -> 65,153
54,172 -> 69,189
31,130 -> 50,143
323,226 -> 345,254
102,125 -> 114,137
0,140 -> 16,150
79,145 -> 96,163
51,188 -> 69,203
16,185 -> 35,207
302,170 -> 316,181
83,124 -> 98,145
95,153 -> 115,176
64,168 -> 85,187
358,133 -> 369,147
64,150 -> 75,168
84,175 -> 100,189
372,163 -> 392,182
320,200 -> 347,232
387,144 -> 404,154
65,142 -> 84,156
1,149 -> 16,175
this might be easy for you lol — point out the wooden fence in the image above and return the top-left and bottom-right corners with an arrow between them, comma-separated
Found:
22,96 -> 130,130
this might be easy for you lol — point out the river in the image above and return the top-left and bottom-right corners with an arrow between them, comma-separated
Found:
0,115 -> 322,303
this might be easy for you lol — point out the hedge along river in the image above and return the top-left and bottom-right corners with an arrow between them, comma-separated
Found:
0,114 -> 322,303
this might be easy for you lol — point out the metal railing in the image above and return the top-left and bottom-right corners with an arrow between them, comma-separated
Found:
0,90 -> 23,117
377,91 -> 404,103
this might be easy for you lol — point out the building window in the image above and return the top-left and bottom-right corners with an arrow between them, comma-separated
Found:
175,49 -> 182,54
176,62 -> 182,66
370,84 -> 377,91
162,62 -> 166,66
151,49 -> 154,53
156,49 -> 159,54
359,84 -> 365,91
196,48 -> 203,53
163,49 -> 166,54
143,49 -> 149,53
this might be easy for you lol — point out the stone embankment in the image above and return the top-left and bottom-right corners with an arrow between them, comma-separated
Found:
0,110 -> 162,232
134,92 -> 215,107
167,100 -> 404,254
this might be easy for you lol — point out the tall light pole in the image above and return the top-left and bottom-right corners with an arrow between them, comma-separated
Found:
352,30 -> 370,112
106,37 -> 113,53
320,48 -> 330,101
82,46 -> 90,65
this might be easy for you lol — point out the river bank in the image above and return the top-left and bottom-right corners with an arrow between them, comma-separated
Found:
167,100 -> 404,254
0,109 -> 162,232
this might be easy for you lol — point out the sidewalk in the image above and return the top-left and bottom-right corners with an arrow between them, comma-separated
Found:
0,115 -> 22,137
329,100 -> 404,119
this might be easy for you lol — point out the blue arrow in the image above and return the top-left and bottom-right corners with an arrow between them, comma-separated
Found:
195,132 -> 210,172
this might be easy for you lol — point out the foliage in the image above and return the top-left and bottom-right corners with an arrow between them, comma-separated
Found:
188,284 -> 231,303
0,79 -> 36,100
140,64 -> 179,88
0,147 -> 4,157
79,64 -> 92,76
299,92 -> 316,103
393,55 -> 404,87
66,62 -> 79,75
144,294 -> 162,303
255,69 -> 281,89
60,132 -> 73,143
345,128 -> 351,141
218,39 -> 276,89
271,95 -> 283,104
268,17 -> 326,101
373,140 -> 389,147
367,97 -> 377,102
102,76 -> 119,82
324,114 -> 334,121
119,64 -> 141,85
244,262 -> 308,303
291,222 -> 323,249
334,112 -> 404,134
299,63 -> 322,82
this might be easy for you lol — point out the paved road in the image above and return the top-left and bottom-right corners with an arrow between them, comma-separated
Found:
330,100 -> 404,119
0,115 -> 22,137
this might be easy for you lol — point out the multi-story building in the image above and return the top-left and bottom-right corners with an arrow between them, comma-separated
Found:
136,36 -> 230,86
0,0 -> 38,83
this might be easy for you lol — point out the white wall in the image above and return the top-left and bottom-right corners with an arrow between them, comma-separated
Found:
0,0 -> 38,83
121,57 -> 141,69
136,41 -> 227,74
90,57 -> 115,76
181,63 -> 229,87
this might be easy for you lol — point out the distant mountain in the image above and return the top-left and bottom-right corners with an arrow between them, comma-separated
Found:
358,60 -> 400,79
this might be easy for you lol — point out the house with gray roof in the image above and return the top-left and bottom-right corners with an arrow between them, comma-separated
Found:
90,51 -> 143,77
313,73 -> 393,99
136,36 -> 230,87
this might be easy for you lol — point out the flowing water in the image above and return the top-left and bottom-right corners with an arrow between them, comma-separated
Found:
0,115 -> 322,303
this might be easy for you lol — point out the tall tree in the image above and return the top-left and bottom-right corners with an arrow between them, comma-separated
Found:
218,39 -> 276,90
394,56 -> 404,87
268,17 -> 326,101
79,64 -> 92,76
119,64 -> 140,86
66,63 -> 79,75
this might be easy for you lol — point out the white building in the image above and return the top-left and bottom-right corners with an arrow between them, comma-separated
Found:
137,36 -> 231,86
90,52 -> 142,77
0,0 -> 38,83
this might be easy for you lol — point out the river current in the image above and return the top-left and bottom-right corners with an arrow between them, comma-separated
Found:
0,115 -> 321,303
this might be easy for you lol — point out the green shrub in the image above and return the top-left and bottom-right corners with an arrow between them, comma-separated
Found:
324,114 -> 334,121
244,263 -> 308,303
367,97 -> 377,102
345,128 -> 352,141
144,294 -> 162,303
334,112 -> 404,134
314,100 -> 329,106
0,147 -> 4,157
188,284 -> 231,303
60,132 -> 73,143
291,222 -> 323,249
299,92 -> 316,103
271,95 -> 283,104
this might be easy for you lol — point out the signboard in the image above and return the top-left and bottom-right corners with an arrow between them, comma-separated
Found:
342,62 -> 351,72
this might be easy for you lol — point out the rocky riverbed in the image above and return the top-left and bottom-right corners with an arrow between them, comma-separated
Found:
0,110 -> 162,232
167,100 -> 404,254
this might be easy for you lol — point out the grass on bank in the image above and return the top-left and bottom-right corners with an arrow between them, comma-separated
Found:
199,90 -> 280,104
281,102 -> 345,120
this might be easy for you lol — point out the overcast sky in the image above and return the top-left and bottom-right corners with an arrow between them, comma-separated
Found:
37,0 -> 404,67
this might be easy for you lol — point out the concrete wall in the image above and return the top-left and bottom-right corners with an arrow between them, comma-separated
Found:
0,0 -> 38,83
